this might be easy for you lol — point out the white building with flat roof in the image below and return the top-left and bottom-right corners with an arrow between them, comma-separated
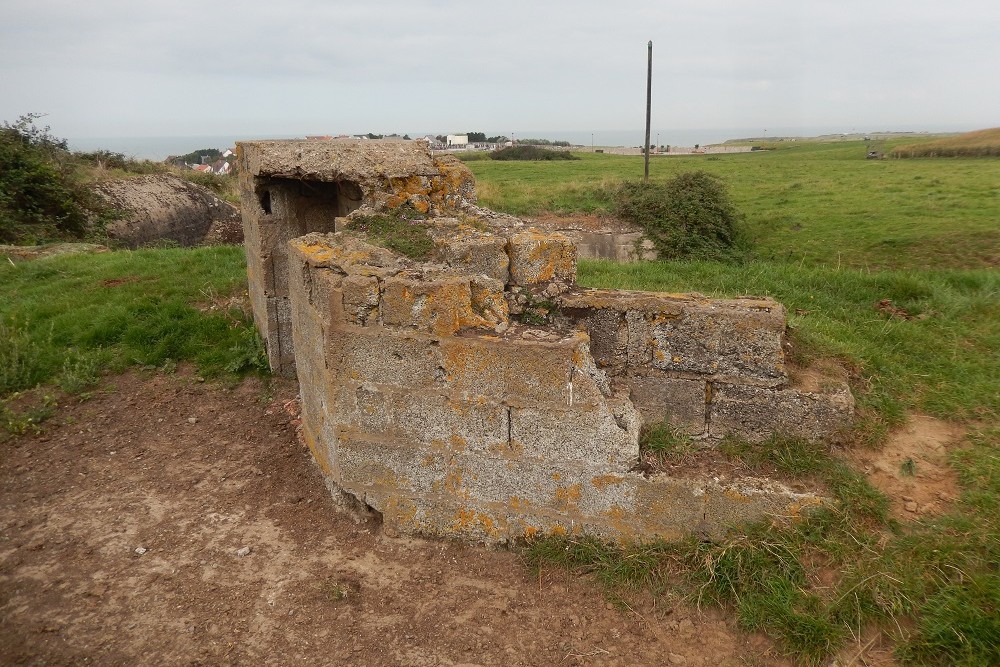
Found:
446,134 -> 468,147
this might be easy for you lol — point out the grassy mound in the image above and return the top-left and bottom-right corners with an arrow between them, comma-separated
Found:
891,128 -> 1000,158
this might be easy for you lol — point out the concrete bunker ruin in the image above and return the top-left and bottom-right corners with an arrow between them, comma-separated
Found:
237,139 -> 853,543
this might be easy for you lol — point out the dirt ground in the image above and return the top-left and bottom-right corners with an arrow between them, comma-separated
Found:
1,370 -> 786,667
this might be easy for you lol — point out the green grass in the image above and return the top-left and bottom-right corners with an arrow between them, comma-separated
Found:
527,256 -> 998,663
516,167 -> 998,662
0,245 -> 267,400
4,141 -> 998,664
467,143 -> 1000,270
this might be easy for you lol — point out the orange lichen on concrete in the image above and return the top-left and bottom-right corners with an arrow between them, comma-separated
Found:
591,474 -> 626,490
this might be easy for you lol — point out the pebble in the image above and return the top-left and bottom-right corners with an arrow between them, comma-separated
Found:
134,547 -> 147,555
236,546 -> 251,557
187,417 -> 198,424
668,653 -> 687,665
904,501 -> 919,513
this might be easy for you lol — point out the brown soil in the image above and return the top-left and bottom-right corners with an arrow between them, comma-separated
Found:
845,415 -> 964,520
1,370 -> 785,666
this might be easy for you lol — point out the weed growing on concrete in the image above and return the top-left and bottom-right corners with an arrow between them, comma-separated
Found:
348,208 -> 435,261
640,421 -> 694,459
720,434 -> 889,521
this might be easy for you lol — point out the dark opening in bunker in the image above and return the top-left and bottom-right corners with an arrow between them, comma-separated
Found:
254,177 -> 364,234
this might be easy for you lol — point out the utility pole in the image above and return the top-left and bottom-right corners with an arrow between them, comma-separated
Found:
644,40 -> 652,183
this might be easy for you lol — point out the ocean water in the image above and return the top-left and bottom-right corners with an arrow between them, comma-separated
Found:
67,125 -> 960,161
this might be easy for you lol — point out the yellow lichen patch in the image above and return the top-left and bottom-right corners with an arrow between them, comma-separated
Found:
554,484 -> 583,509
449,434 -> 468,452
602,506 -> 638,542
591,474 -> 625,490
523,525 -> 539,538
443,469 -> 467,497
551,472 -> 562,482
505,439 -> 524,459
302,427 -> 333,476
384,497 -> 419,528
722,489 -> 753,504
292,241 -> 337,265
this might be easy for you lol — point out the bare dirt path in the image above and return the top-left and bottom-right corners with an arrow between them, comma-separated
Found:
0,370 -> 780,666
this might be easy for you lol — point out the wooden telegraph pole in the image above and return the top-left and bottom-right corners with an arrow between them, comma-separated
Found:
644,40 -> 652,183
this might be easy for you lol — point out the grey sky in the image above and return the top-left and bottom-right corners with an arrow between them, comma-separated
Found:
1,0 -> 997,138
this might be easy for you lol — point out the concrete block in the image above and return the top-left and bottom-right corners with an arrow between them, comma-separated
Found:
582,308 -> 628,374
700,478 -> 825,538
507,230 -> 577,285
510,401 -> 639,467
453,454 -> 637,518
329,328 -> 443,389
438,333 -> 605,408
648,304 -> 786,384
628,376 -> 707,436
332,385 -> 509,454
342,274 -> 380,325
469,276 -> 509,332
431,227 -> 509,283
381,275 -> 488,336
631,476 -> 708,540
709,382 -> 854,442
336,435 -> 448,502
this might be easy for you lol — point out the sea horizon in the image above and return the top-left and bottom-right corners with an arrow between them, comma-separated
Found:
67,124 -> 974,162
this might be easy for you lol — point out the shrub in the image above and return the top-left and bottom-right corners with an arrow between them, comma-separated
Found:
612,171 -> 745,261
490,145 -> 578,161
0,114 -> 114,243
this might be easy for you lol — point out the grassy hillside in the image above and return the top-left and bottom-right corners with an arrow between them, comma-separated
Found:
891,128 -> 1000,158
467,142 -> 1000,270
0,246 -> 265,402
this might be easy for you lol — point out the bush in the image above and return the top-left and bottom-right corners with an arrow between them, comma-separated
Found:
612,171 -> 745,261
0,114 -> 113,243
490,146 -> 578,161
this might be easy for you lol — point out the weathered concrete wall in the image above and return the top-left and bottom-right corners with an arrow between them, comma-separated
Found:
285,230 -> 830,542
237,139 -> 477,375
239,139 -> 852,544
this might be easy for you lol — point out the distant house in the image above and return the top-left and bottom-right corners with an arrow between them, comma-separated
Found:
446,134 -> 469,147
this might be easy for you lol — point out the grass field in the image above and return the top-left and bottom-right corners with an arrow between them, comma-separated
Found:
468,143 -> 999,663
466,141 -> 1000,271
0,246 -> 265,404
2,142 -> 998,664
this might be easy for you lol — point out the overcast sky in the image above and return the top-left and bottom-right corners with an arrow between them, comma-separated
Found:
2,0 -> 998,140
